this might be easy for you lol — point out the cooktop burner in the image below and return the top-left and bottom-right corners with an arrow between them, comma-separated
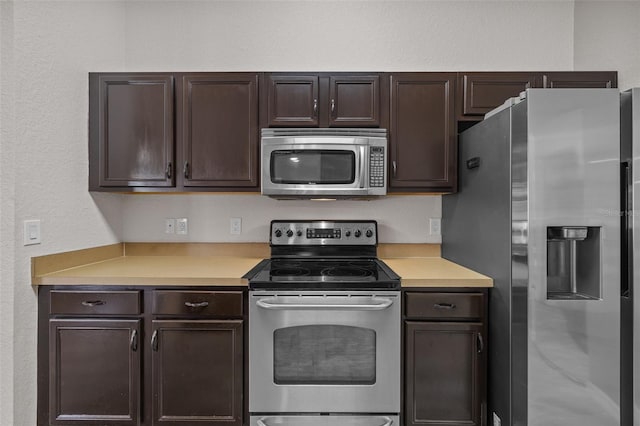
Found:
243,220 -> 401,291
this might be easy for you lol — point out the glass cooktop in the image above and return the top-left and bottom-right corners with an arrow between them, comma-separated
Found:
246,258 -> 401,290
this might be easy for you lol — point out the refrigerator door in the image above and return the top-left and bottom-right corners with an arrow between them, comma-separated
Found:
526,89 -> 620,426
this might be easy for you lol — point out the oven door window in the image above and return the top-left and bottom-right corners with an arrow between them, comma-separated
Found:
273,325 -> 376,385
270,150 -> 356,184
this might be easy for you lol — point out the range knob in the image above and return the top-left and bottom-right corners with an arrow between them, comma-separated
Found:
296,230 -> 303,237
354,229 -> 362,238
274,229 -> 282,238
286,229 -> 294,238
345,230 -> 351,237
366,229 -> 373,238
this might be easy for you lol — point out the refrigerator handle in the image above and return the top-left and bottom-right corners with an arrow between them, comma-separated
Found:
621,161 -> 631,299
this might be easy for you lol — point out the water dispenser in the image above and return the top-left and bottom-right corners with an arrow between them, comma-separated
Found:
546,226 -> 601,300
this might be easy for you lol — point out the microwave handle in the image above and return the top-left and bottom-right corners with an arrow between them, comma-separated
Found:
359,146 -> 367,188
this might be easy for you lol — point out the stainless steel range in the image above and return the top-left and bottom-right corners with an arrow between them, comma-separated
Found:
244,220 -> 401,426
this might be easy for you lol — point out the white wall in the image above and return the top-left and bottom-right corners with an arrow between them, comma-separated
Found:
0,2 -> 126,425
123,195 -> 441,243
574,1 -> 640,90
3,1 -> 640,425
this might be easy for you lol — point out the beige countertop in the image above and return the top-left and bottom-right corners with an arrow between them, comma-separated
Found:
32,243 -> 492,288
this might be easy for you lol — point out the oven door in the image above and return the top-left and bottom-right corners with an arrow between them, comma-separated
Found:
249,291 -> 400,414
261,141 -> 369,197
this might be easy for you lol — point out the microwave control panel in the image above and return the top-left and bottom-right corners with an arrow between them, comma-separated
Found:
369,146 -> 385,188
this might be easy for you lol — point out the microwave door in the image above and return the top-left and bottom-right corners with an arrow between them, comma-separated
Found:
262,145 -> 368,197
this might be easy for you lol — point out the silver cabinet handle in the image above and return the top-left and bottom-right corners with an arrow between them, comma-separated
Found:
130,329 -> 138,352
183,161 -> 190,179
313,99 -> 318,116
81,300 -> 105,307
184,301 -> 209,308
256,297 -> 393,311
151,330 -> 158,351
433,302 -> 456,310
331,98 -> 336,115
477,332 -> 484,354
392,160 -> 397,178
165,162 -> 172,179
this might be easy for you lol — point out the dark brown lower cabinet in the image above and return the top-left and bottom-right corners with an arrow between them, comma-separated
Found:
39,287 -> 246,426
48,319 -> 141,426
404,290 -> 487,426
405,322 -> 484,426
151,320 -> 243,426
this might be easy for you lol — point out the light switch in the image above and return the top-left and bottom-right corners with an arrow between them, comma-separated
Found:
23,220 -> 41,245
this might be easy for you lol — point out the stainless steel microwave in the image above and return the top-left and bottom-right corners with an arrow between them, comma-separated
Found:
261,128 -> 388,198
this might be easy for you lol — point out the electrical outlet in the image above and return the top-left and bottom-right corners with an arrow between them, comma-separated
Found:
429,218 -> 441,236
493,412 -> 501,426
23,219 -> 41,245
176,218 -> 188,235
230,217 -> 242,235
165,218 -> 176,234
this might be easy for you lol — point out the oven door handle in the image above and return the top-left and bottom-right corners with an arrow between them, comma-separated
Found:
257,417 -> 394,426
255,297 -> 394,311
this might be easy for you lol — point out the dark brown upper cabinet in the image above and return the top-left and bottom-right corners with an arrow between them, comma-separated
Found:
542,71 -> 617,88
457,71 -> 618,121
178,73 -> 259,189
266,75 -> 319,127
457,72 -> 541,120
264,73 -> 383,128
89,74 -> 175,189
389,73 -> 456,192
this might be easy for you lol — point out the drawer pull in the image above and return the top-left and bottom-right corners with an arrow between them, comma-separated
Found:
81,300 -> 105,307
130,329 -> 138,352
184,301 -> 209,309
433,302 -> 456,310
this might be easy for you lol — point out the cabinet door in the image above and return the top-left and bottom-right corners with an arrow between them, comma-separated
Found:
92,74 -> 174,188
49,319 -> 141,426
151,320 -> 243,426
181,74 -> 259,188
329,75 -> 380,127
458,72 -> 541,118
389,73 -> 456,192
542,71 -> 617,88
266,75 -> 319,127
405,321 -> 485,426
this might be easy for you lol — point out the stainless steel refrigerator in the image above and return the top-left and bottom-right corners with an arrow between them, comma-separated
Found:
442,89 -> 621,426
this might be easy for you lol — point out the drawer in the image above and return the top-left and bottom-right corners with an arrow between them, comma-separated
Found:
50,290 -> 141,315
153,291 -> 243,317
405,292 -> 483,320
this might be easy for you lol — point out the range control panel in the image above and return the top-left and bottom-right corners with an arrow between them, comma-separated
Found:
270,220 -> 377,246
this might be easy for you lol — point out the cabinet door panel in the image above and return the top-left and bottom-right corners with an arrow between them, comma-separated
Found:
49,319 -> 141,426
152,320 -> 243,426
405,321 -> 484,426
96,74 -> 174,187
390,73 -> 456,192
182,74 -> 259,188
459,72 -> 541,118
329,75 -> 380,127
267,75 -> 319,126
542,71 -> 617,88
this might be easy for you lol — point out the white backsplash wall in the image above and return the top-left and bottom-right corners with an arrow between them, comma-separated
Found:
122,195 -> 442,244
